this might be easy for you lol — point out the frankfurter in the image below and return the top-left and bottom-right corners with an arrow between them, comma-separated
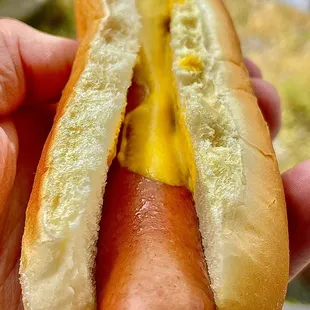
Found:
19,0 -> 289,309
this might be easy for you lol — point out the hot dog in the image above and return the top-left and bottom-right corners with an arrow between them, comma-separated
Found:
19,0 -> 289,309
96,162 -> 215,309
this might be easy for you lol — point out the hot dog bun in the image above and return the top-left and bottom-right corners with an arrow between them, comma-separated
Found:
20,0 -> 289,309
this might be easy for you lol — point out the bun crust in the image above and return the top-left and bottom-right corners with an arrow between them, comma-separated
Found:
20,0 -> 288,309
75,0 -> 104,39
170,0 -> 289,308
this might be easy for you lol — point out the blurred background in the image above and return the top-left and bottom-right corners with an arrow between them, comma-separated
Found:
0,0 -> 309,308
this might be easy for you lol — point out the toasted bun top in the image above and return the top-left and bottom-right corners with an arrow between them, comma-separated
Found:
20,1 -> 288,309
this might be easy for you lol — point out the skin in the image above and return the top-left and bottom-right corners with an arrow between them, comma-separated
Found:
0,19 -> 309,308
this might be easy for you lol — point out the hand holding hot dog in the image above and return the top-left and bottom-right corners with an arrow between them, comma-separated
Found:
0,2 -> 309,309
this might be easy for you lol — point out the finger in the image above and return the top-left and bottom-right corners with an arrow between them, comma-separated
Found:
282,160 -> 310,279
0,19 -> 77,116
0,105 -> 55,309
243,58 -> 281,138
251,78 -> 281,139
244,57 -> 263,78
0,120 -> 18,208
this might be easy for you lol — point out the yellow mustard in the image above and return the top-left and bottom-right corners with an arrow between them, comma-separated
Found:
118,0 -> 195,190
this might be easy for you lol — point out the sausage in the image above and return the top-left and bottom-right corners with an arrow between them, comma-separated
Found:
96,160 -> 215,309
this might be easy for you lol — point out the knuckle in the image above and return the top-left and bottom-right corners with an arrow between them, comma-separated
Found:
0,19 -> 24,115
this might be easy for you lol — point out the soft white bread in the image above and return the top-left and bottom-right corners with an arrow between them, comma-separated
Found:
20,1 -> 141,309
20,0 -> 289,309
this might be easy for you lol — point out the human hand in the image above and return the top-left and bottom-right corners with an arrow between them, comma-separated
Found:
0,19 -> 309,309
0,19 -> 77,308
